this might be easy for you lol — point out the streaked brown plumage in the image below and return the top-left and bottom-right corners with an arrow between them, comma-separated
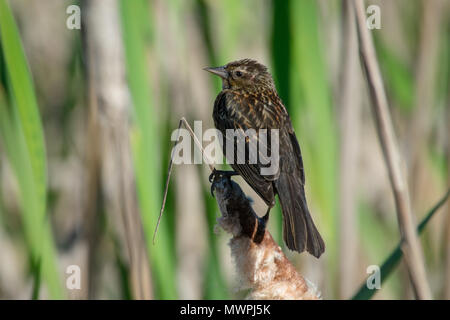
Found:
205,59 -> 325,258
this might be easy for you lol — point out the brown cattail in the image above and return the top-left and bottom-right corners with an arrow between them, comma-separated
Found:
212,175 -> 321,300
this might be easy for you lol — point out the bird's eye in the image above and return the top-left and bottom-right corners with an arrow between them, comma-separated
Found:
235,71 -> 243,77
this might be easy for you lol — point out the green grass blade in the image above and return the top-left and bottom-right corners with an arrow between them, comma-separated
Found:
195,0 -> 220,95
0,0 -> 63,299
31,257 -> 42,300
271,0 -> 291,110
290,0 -> 337,239
270,0 -> 291,247
290,1 -> 338,296
120,0 -> 177,299
194,1 -> 232,298
0,0 -> 46,217
352,190 -> 450,300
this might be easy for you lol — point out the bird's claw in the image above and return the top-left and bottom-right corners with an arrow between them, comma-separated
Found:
209,169 -> 238,197
209,168 -> 217,183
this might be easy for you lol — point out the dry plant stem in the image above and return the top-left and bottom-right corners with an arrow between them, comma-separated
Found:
338,0 -> 361,299
408,0 -> 443,209
83,74 -> 101,299
83,11 -> 103,300
84,0 -> 152,299
352,0 -> 431,299
213,176 -> 320,300
154,117 -> 214,243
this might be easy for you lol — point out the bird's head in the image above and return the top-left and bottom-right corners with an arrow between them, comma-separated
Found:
204,59 -> 275,92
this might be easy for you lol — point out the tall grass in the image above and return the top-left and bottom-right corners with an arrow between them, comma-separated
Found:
195,0 -> 232,299
290,0 -> 338,296
120,0 -> 177,299
0,0 -> 63,298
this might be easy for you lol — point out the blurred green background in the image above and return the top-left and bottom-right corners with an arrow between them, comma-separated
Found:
0,0 -> 448,299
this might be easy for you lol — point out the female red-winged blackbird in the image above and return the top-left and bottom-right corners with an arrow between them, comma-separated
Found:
205,59 -> 325,258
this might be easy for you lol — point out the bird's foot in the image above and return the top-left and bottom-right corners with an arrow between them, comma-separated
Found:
209,169 -> 238,197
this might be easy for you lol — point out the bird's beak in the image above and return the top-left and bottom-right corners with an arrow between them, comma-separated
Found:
203,66 -> 228,79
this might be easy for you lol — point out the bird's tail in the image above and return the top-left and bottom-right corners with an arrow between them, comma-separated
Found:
275,172 -> 325,258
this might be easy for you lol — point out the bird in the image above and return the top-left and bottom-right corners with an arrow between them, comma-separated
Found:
204,59 -> 325,258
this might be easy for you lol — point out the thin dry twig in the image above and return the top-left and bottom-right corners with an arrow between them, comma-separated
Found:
153,117 -> 215,244
352,0 -> 432,299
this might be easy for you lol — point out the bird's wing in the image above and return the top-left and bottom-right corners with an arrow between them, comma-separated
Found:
285,122 -> 305,185
213,90 -> 284,205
